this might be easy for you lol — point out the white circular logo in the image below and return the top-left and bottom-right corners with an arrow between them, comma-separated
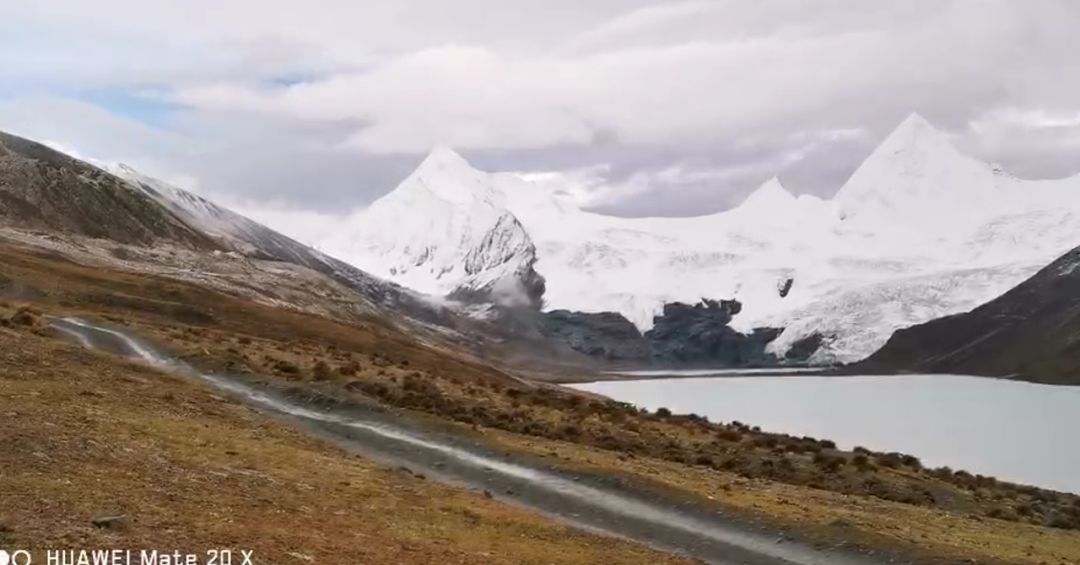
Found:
0,549 -> 10,565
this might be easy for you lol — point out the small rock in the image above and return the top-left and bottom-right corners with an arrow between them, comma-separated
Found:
483,489 -> 493,499
504,488 -> 516,496
91,514 -> 128,530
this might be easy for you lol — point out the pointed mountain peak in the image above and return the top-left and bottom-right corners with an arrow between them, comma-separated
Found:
758,176 -> 792,197
385,145 -> 500,207
739,176 -> 795,209
895,111 -> 936,134
834,111 -> 1002,219
874,112 -> 954,157
417,145 -> 473,172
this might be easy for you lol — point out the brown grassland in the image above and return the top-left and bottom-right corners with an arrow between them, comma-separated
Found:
2,241 -> 1080,564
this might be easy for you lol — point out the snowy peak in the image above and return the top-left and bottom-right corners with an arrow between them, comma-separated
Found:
865,112 -> 963,169
320,147 -> 545,306
312,112 -> 1080,365
834,112 -> 1003,222
738,177 -> 796,211
419,145 -> 472,171
398,146 -> 497,206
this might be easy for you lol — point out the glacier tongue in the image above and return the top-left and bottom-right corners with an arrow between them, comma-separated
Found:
323,115 -> 1080,364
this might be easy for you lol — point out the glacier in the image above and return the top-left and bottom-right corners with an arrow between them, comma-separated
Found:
316,113 -> 1080,364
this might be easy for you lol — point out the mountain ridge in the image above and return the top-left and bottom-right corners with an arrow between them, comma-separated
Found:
0,131 -> 218,249
855,244 -> 1080,385
318,113 -> 1080,364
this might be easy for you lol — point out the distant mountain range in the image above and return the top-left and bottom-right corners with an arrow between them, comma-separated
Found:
311,113 -> 1080,364
4,116 -> 1080,377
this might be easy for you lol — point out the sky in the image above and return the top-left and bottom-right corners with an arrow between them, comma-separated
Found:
2,0 -> 1080,231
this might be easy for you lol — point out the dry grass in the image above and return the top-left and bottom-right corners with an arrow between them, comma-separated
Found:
0,311 -> 687,565
159,321 -> 1080,532
482,430 -> 1080,565
3,241 -> 1080,564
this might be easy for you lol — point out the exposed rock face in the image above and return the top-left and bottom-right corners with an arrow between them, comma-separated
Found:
538,310 -> 649,361
778,277 -> 794,298
539,298 -> 783,367
784,333 -> 826,363
856,246 -> 1080,385
646,300 -> 780,365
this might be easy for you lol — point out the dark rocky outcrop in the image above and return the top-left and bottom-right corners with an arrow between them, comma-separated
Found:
646,300 -> 780,365
784,333 -> 826,362
538,310 -> 649,361
778,277 -> 794,298
448,253 -> 547,310
538,298 -> 783,367
856,246 -> 1080,385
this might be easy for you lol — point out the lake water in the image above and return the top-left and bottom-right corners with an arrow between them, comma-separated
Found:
570,374 -> 1080,494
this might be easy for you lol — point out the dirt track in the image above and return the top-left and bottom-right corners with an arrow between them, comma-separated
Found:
51,316 -> 898,565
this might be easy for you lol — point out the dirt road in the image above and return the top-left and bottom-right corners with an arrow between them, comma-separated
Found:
52,317 -> 896,565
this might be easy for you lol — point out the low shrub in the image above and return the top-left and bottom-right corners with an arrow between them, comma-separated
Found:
312,360 -> 334,381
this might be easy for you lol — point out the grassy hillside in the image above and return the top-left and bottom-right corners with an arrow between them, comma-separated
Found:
0,131 -> 216,248
0,303 -> 687,565
2,241 -> 1080,564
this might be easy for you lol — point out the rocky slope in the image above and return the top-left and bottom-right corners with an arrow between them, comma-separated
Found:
316,114 -> 1080,365
0,130 -> 468,337
104,162 -> 443,319
857,246 -> 1080,385
0,131 -> 216,248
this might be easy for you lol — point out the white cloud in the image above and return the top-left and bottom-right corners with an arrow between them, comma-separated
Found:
161,0 -> 1080,158
1,0 -> 1079,216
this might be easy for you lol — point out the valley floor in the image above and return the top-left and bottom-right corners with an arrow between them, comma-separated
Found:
2,242 -> 1080,564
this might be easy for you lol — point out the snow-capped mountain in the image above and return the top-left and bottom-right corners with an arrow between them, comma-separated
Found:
320,113 -> 1080,364
318,147 -> 545,307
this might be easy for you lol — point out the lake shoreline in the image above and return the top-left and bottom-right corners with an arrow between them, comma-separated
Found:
570,373 -> 1080,495
561,366 -> 846,384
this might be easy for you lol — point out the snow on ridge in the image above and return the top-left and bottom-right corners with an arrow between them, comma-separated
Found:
316,146 -> 539,303
319,114 -> 1080,364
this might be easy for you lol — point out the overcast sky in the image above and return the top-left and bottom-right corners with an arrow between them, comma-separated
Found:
2,0 -> 1079,227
